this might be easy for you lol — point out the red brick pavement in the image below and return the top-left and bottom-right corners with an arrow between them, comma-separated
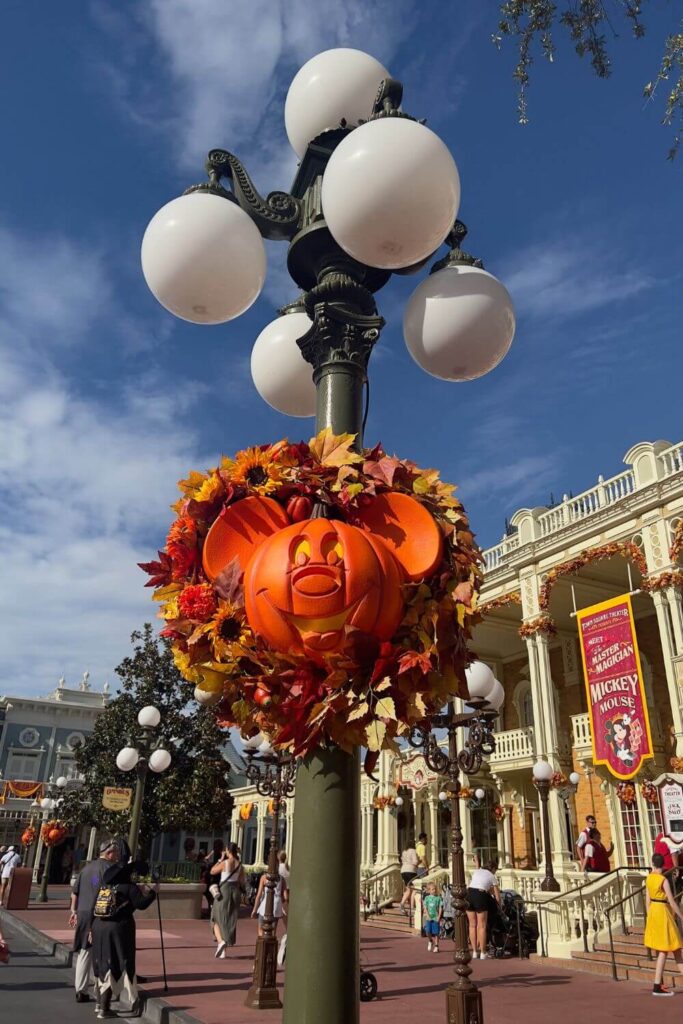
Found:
9,889 -> 682,1024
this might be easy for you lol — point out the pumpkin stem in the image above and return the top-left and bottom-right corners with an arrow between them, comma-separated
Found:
311,501 -> 342,521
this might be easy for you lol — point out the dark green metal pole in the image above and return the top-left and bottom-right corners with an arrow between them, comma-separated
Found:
37,842 -> 54,903
128,761 -> 148,860
283,293 -> 375,1024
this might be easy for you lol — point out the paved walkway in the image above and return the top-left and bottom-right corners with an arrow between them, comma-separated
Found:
2,890 -> 680,1023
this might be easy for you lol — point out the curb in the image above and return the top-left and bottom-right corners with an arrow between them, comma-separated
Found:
0,909 -> 203,1024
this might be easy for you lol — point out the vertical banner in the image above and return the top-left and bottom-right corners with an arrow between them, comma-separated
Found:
576,594 -> 653,780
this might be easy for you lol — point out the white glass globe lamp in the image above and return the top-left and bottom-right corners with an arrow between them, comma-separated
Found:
486,679 -> 505,712
258,739 -> 275,757
116,747 -> 140,772
40,797 -> 53,811
464,661 -> 496,705
569,771 -> 581,787
138,706 -> 161,729
532,760 -> 554,783
404,264 -> 515,381
141,192 -> 266,324
149,748 -> 172,774
321,118 -> 460,270
243,732 -> 265,752
285,48 -> 389,158
394,796 -> 404,808
438,790 -> 448,802
250,311 -> 316,416
475,788 -> 486,801
55,776 -> 68,789
194,686 -> 222,707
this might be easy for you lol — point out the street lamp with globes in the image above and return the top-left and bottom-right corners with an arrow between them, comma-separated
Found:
532,759 -> 562,893
116,706 -> 172,859
36,776 -> 68,903
140,46 -> 515,1024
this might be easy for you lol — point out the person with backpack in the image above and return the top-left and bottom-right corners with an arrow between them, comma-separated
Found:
209,842 -> 245,959
69,838 -> 121,1004
91,857 -> 159,1019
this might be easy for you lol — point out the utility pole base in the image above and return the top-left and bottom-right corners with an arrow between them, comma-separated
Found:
445,983 -> 483,1024
244,937 -> 281,1010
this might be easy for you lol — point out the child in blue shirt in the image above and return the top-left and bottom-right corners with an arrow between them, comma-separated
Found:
423,882 -> 443,953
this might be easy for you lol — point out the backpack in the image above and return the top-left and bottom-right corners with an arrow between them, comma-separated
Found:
93,884 -> 128,919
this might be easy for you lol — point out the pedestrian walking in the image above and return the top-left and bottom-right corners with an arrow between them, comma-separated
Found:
583,829 -> 613,873
644,852 -> 683,997
399,843 -> 419,915
203,839 -> 225,912
91,857 -> 159,1018
69,838 -> 120,1003
0,845 -> 21,907
416,832 -> 430,876
252,868 -> 288,938
466,859 -> 501,960
423,882 -> 443,953
209,842 -> 244,959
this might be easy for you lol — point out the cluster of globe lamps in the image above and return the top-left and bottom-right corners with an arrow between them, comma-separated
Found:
115,705 -> 172,775
141,47 -> 516,416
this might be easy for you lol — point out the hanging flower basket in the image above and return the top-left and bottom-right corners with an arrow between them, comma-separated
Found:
617,783 -> 637,806
640,781 -> 658,805
141,431 -> 481,767
459,786 -> 474,800
551,772 -> 568,789
493,804 -> 506,821
372,795 -> 396,811
40,820 -> 67,847
21,826 -> 36,847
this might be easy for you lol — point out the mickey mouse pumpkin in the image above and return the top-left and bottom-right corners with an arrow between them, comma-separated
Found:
202,491 -> 443,663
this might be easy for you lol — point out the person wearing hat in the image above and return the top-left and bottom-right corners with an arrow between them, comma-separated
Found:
0,845 -> 22,907
91,856 -> 159,1019
69,839 -> 120,1004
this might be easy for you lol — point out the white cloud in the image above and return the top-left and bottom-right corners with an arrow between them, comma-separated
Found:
500,238 -> 654,320
0,226 -> 215,696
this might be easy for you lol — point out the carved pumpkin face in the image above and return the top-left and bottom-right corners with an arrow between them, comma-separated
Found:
202,492 -> 443,662
245,518 -> 404,660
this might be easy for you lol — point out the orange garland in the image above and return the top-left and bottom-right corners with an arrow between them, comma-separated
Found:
671,521 -> 683,563
40,820 -> 67,847
539,541 -> 647,611
479,591 -> 522,615
518,614 -> 557,639
642,570 -> 683,593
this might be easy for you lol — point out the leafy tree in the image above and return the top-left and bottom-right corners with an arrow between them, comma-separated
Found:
60,624 -> 234,854
492,1 -> 682,158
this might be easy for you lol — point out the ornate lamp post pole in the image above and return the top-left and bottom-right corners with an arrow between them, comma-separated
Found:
140,47 -> 516,1024
532,760 -> 561,892
36,776 -> 67,903
242,735 -> 297,1010
116,705 -> 172,859
408,663 -> 504,1024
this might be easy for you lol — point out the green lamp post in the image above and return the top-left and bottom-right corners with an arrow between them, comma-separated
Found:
36,775 -> 67,903
140,46 -> 516,1024
116,705 -> 172,859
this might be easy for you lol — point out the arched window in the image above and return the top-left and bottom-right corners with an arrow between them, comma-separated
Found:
513,680 -> 534,728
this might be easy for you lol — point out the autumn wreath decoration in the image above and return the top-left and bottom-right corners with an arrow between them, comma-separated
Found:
493,804 -> 506,821
518,614 -> 557,639
551,772 -> 568,789
617,783 -> 637,806
640,781 -> 658,805
40,820 -> 67,847
671,520 -> 683,563
539,542 -> 646,611
21,826 -> 36,847
141,431 -> 481,764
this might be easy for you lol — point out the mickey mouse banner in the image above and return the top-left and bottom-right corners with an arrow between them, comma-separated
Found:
576,594 -> 654,780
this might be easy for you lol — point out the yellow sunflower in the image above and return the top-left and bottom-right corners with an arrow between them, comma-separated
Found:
225,446 -> 281,495
193,472 -> 223,504
209,601 -> 250,660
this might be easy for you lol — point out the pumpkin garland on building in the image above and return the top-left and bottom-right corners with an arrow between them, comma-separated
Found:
40,820 -> 67,846
141,430 -> 481,763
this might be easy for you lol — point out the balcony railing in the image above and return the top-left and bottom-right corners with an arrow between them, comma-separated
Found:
571,713 -> 592,752
489,726 -> 535,767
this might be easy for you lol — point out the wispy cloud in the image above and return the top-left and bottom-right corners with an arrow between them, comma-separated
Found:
500,238 -> 654,320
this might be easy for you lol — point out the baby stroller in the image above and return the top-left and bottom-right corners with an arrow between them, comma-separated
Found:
487,889 -> 538,959
439,882 -> 455,941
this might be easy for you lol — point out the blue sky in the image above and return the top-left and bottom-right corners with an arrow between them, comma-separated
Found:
1,1 -> 681,695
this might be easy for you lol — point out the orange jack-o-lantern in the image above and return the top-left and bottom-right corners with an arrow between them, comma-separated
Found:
202,492 -> 442,662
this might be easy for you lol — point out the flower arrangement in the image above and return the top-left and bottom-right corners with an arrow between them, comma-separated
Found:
671,757 -> 683,773
493,804 -> 505,821
479,591 -> 521,615
459,785 -> 474,800
372,795 -> 397,811
640,781 -> 658,805
671,521 -> 683,563
518,614 -> 557,639
642,570 -> 683,593
551,772 -> 568,789
141,431 -> 481,766
40,820 -> 67,847
239,802 -> 253,821
539,542 -> 647,611
617,783 -> 637,806
21,826 -> 36,847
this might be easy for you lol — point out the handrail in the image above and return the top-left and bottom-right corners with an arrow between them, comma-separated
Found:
529,865 -> 649,958
360,863 -> 403,922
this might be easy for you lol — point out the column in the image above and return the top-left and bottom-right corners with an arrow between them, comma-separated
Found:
360,805 -> 369,870
532,634 -> 571,868
427,791 -> 439,867
651,589 -> 683,754
666,586 -> 683,656
501,808 -> 513,869
255,804 -> 266,865
86,826 -> 97,861
525,638 -> 548,756
229,810 -> 239,845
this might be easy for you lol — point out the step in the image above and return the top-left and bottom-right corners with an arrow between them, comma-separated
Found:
540,954 -> 682,987
362,917 -> 415,934
572,949 -> 660,971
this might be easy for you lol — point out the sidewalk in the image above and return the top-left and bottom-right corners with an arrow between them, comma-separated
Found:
3,891 -> 679,1024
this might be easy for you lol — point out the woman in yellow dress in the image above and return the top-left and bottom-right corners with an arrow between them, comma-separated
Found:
645,852 -> 683,996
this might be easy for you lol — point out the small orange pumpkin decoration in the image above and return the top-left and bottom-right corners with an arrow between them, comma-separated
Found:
203,492 -> 442,663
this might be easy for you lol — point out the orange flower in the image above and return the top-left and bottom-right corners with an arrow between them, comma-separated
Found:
167,514 -> 197,550
178,584 -> 217,622
228,447 -> 281,495
209,601 -> 249,659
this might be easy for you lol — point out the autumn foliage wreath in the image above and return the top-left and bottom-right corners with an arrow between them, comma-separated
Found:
141,431 -> 481,765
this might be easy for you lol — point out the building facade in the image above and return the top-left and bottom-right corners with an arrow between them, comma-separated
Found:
228,439 -> 683,898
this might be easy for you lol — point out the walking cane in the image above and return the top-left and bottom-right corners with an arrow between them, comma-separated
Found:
151,870 -> 169,992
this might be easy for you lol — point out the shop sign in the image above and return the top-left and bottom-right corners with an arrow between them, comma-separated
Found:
576,594 -> 653,780
102,786 -> 132,811
397,754 -> 438,791
659,779 -> 683,843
